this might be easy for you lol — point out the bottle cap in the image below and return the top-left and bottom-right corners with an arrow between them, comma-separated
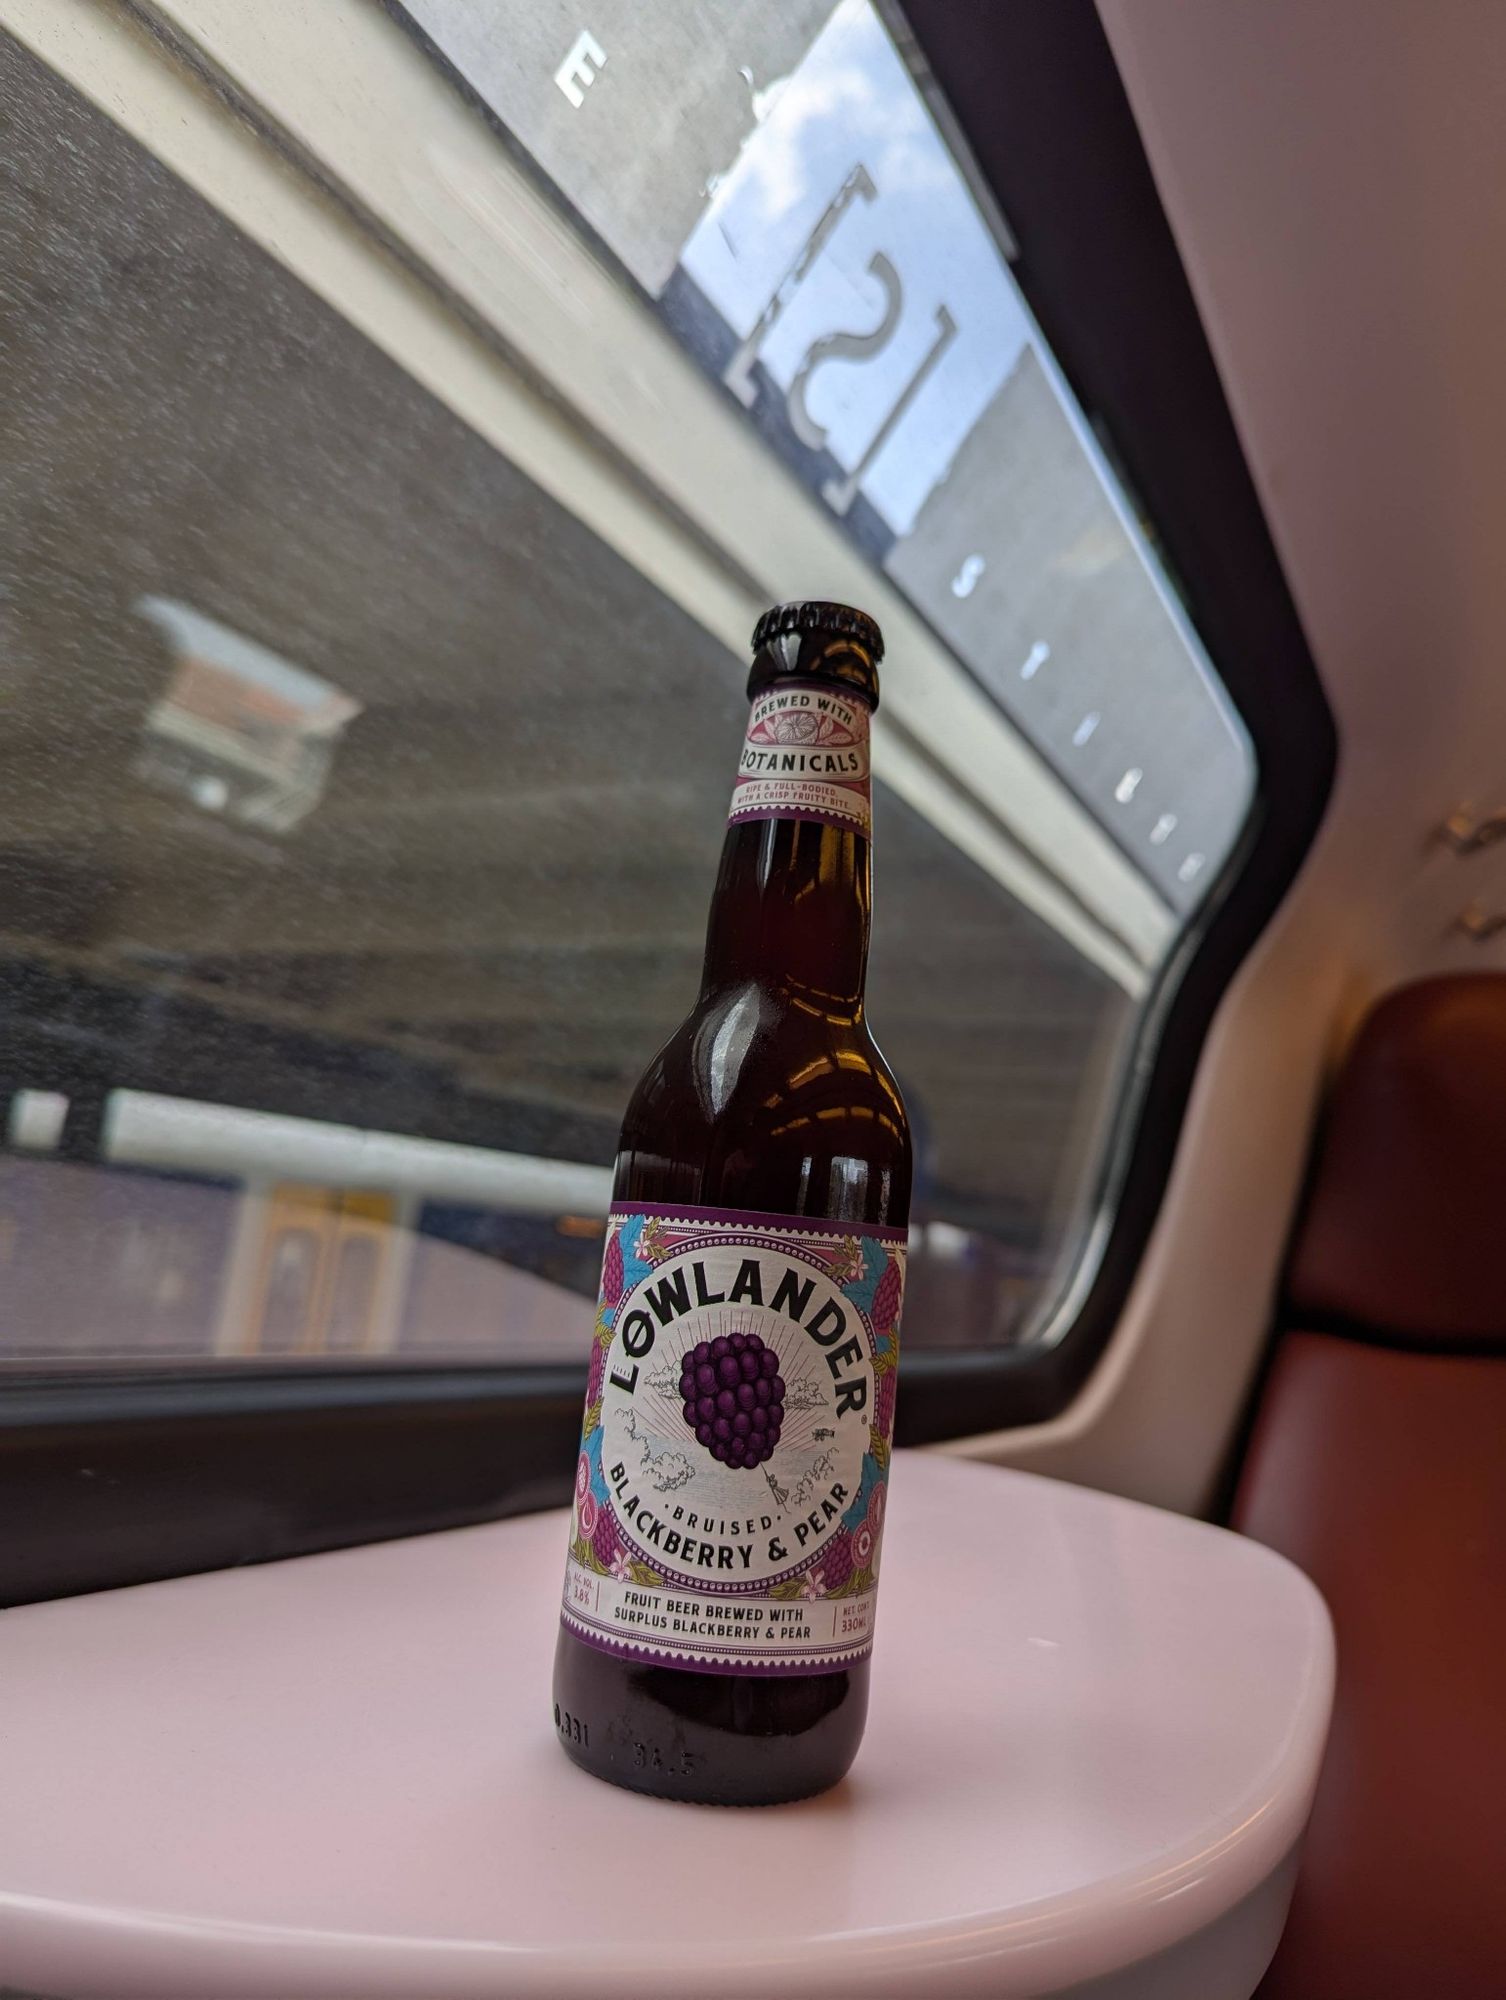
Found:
748,601 -> 883,709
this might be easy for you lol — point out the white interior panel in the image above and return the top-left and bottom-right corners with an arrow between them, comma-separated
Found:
953,0 -> 1506,1509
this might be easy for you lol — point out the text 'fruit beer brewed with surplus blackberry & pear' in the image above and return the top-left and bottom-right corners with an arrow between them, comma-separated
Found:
552,601 -> 912,1805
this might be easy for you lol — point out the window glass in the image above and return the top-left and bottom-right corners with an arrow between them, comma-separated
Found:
0,5 -> 1253,1372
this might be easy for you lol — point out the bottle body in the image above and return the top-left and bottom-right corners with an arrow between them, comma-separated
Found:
552,609 -> 910,1805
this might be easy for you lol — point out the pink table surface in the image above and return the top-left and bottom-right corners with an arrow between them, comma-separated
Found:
0,1454 -> 1332,1999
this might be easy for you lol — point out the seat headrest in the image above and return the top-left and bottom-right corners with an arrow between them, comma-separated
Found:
1287,974 -> 1506,1343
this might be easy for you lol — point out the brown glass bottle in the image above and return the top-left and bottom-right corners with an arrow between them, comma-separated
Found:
552,602 -> 911,1805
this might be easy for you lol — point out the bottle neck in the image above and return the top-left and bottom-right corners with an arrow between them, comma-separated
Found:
700,817 -> 872,1014
699,682 -> 874,1018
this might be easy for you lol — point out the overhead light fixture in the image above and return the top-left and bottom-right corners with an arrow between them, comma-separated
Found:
133,596 -> 361,835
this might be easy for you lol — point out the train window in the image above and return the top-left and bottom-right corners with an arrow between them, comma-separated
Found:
0,0 -> 1340,1602
0,3 -> 1255,1396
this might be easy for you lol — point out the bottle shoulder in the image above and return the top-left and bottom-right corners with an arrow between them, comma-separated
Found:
626,985 -> 901,1117
617,982 -> 911,1217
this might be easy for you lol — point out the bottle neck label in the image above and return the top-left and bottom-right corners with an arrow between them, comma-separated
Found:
727,682 -> 872,839
560,1203 -> 905,1676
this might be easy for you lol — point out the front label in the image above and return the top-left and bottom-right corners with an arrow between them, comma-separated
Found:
560,1204 -> 904,1675
727,682 -> 871,837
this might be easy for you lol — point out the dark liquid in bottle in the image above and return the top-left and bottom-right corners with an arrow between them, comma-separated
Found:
553,609 -> 911,1805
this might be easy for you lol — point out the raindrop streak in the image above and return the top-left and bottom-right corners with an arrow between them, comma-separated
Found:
1114,767 -> 1142,804
1072,711 -> 1099,746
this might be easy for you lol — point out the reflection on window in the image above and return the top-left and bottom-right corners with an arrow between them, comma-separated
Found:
135,597 -> 361,834
0,5 -> 1255,1373
404,0 -> 1252,907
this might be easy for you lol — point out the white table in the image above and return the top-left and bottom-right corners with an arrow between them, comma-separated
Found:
0,1456 -> 1332,1999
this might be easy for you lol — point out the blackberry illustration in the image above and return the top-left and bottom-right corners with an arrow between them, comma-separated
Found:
601,1230 -> 625,1307
591,1506 -> 619,1572
870,1254 -> 902,1332
679,1331 -> 785,1468
876,1367 -> 897,1440
822,1530 -> 855,1593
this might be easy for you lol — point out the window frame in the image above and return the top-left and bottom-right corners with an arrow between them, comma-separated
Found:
0,0 -> 1333,1605
890,0 -> 1335,1440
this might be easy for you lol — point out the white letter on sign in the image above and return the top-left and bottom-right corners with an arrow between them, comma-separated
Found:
554,30 -> 606,110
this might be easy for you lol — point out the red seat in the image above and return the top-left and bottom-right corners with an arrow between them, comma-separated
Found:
1235,975 -> 1506,2000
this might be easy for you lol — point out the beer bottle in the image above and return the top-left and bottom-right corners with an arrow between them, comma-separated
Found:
552,601 -> 911,1804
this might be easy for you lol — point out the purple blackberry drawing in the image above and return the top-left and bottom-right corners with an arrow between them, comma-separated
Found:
591,1505 -> 619,1572
871,1254 -> 902,1333
601,1230 -> 625,1307
822,1530 -> 855,1593
678,1331 -> 785,1468
876,1367 -> 897,1441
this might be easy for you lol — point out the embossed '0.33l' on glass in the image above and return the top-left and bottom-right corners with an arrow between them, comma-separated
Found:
552,601 -> 912,1805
